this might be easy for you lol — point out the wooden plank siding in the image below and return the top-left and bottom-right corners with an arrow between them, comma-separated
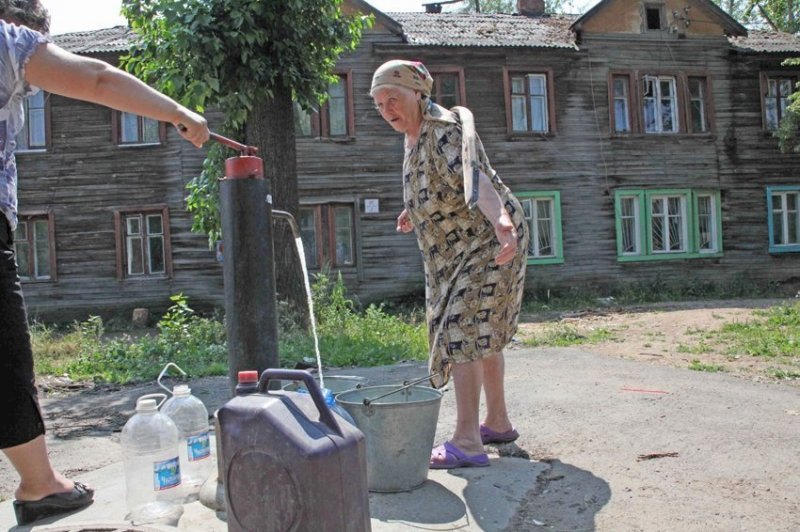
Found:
15,9 -> 800,320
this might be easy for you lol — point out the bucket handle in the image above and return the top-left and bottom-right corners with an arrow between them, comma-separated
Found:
258,369 -> 342,436
157,362 -> 188,395
362,372 -> 440,407
137,393 -> 168,409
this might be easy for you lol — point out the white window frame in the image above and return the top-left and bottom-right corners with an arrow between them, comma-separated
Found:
642,75 -> 678,133
650,195 -> 688,254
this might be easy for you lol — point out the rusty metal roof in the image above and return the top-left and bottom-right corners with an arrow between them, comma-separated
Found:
729,29 -> 800,53
388,12 -> 578,49
52,25 -> 133,54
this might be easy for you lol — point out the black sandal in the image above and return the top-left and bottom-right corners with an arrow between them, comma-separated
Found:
13,481 -> 94,525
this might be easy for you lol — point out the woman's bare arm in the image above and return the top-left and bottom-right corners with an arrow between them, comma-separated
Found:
24,42 -> 208,147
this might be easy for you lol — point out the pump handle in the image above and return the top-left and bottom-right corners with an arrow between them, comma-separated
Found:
258,369 -> 342,436
209,132 -> 258,156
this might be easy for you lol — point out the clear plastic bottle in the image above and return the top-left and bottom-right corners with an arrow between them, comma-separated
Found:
324,388 -> 356,426
161,384 -> 212,499
120,395 -> 184,525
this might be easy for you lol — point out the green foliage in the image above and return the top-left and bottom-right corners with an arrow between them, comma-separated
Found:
121,0 -> 372,244
715,301 -> 800,358
688,359 -> 725,372
456,0 -> 568,14
280,271 -> 428,368
32,280 -> 427,382
522,324 -> 617,347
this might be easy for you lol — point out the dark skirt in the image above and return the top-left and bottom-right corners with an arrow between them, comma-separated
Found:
0,215 -> 45,449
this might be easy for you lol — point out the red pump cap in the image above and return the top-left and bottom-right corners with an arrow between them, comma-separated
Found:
238,370 -> 259,383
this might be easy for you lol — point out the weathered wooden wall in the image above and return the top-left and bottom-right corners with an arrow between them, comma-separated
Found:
17,13 -> 800,320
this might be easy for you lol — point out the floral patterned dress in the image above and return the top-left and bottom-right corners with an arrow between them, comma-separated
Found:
403,102 -> 528,388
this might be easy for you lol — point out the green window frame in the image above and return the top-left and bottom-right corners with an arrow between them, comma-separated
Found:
517,191 -> 564,265
766,186 -> 800,253
614,189 -> 723,261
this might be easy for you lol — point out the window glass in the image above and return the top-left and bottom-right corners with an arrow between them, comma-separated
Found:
120,113 -> 139,143
299,208 -> 319,269
528,74 -> 548,133
143,118 -> 160,143
33,220 -> 50,277
697,195 -> 714,251
613,77 -> 630,133
294,102 -> 312,137
689,78 -> 707,133
620,196 -> 639,254
328,78 -> 347,136
433,73 -> 459,109
521,197 -> 556,259
333,206 -> 354,265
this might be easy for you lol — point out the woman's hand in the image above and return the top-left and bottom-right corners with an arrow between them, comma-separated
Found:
494,212 -> 518,265
174,108 -> 210,148
396,209 -> 414,233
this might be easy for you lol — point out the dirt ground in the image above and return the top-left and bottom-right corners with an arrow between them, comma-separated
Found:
517,298 -> 799,385
1,298 -> 797,520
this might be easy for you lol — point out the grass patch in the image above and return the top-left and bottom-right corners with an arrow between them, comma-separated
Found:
522,325 -> 617,348
32,275 -> 427,384
714,301 -> 800,359
689,359 -> 725,372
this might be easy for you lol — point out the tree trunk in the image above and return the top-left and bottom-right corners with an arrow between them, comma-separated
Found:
246,82 -> 309,330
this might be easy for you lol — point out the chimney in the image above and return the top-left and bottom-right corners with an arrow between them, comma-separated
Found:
517,0 -> 545,16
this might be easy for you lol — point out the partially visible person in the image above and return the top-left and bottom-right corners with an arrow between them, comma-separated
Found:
0,0 -> 209,525
370,60 -> 528,469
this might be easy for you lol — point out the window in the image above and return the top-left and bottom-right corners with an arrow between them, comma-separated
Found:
688,77 -> 710,133
643,75 -> 678,133
645,6 -> 663,30
13,212 -> 55,281
611,74 -> 632,133
614,189 -> 722,261
299,203 -> 356,268
114,112 -> 164,145
504,69 -> 555,135
294,72 -> 354,138
767,186 -> 800,253
16,91 -> 48,151
610,73 -> 711,135
517,191 -> 563,264
114,207 -> 172,279
762,74 -> 796,131
430,69 -> 465,109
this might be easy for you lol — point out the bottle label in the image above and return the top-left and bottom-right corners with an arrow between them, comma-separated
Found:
153,457 -> 181,491
187,432 -> 211,461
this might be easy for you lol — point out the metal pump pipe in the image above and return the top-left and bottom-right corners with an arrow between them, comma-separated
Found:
217,136 -> 279,395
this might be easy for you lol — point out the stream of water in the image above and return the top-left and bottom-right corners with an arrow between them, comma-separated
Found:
293,237 -> 324,388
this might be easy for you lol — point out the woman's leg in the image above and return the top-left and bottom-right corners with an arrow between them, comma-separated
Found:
0,217 -> 80,502
481,352 -> 514,433
448,359 -> 485,455
3,435 -> 73,501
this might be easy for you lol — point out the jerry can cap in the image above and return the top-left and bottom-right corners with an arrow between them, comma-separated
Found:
238,370 -> 259,383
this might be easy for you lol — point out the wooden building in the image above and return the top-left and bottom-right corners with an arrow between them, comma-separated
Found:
15,0 -> 800,319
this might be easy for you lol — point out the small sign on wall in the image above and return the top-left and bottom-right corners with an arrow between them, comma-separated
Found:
364,199 -> 380,214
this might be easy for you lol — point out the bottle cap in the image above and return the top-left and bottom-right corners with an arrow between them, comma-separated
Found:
136,398 -> 158,412
172,384 -> 191,396
238,370 -> 259,383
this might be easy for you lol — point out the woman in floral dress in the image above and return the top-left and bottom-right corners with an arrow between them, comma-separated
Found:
371,60 -> 528,468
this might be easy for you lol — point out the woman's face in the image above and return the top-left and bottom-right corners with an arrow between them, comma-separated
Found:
372,86 -> 422,135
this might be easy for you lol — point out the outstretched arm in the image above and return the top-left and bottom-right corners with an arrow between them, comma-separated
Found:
23,42 -> 208,147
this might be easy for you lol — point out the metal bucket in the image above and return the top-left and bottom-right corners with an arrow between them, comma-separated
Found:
337,384 -> 442,493
283,375 -> 368,395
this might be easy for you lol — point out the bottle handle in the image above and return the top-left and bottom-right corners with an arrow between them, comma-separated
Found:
157,363 -> 188,395
257,369 -> 342,436
137,393 -> 168,409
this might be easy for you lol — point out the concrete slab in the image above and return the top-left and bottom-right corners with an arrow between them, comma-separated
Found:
0,456 -> 543,531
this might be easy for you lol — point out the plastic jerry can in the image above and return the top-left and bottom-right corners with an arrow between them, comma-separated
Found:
218,369 -> 371,532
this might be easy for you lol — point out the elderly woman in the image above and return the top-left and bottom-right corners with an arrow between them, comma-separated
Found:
371,60 -> 528,469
